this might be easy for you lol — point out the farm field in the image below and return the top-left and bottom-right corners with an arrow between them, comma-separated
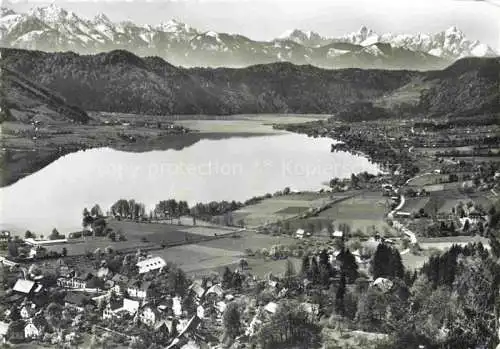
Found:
156,243 -> 244,273
413,146 -> 474,155
406,173 -> 449,187
42,238 -> 155,256
401,252 -> 429,270
231,192 -> 336,227
197,231 -> 297,253
402,189 -> 494,216
317,192 -> 390,233
152,231 -> 299,276
401,197 -> 431,213
107,220 -> 239,244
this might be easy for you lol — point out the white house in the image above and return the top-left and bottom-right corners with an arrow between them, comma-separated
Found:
173,296 -> 182,316
24,323 -> 40,339
122,298 -> 139,315
103,298 -> 139,319
57,277 -> 87,289
332,230 -> 343,239
20,303 -> 36,319
295,229 -> 305,239
24,318 -> 46,340
136,256 -> 166,274
127,281 -> 151,300
264,302 -> 278,314
139,305 -> 159,327
196,305 -> 204,319
13,279 -> 36,295
189,283 -> 205,300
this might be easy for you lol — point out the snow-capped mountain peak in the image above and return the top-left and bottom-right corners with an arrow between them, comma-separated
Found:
157,19 -> 195,33
0,4 -> 497,69
278,28 -> 325,46
28,3 -> 74,23
93,12 -> 111,24
341,25 -> 380,46
339,25 -> 497,58
0,7 -> 16,17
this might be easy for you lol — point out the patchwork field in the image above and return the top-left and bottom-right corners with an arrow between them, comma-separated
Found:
155,231 -> 298,276
107,220 -> 239,244
402,197 -> 431,213
231,192 -> 335,227
156,244 -> 243,273
317,192 -> 390,233
197,232 -> 296,252
42,239 -> 155,256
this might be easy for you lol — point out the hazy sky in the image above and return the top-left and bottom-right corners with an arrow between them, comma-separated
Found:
5,0 -> 500,49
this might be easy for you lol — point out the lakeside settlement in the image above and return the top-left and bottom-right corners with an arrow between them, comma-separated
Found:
0,112 -> 499,349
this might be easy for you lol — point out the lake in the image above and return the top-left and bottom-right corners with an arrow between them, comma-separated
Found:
0,123 -> 379,234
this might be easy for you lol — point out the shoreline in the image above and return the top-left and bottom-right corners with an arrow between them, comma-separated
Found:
1,114 -> 330,188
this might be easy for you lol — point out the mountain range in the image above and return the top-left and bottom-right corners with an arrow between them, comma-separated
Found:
2,47 -> 498,122
1,4 -> 498,70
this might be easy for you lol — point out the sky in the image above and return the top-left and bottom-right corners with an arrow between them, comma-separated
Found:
3,0 -> 500,49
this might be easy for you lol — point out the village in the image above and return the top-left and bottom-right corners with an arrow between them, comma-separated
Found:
0,158 -> 498,349
0,110 -> 499,349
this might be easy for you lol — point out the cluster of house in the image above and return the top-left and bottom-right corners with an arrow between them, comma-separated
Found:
295,228 -> 344,240
0,255 -> 205,347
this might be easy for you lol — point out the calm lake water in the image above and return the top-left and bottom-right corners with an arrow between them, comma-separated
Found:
0,127 -> 379,234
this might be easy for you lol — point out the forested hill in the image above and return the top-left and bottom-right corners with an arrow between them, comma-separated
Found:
0,65 -> 89,124
1,48 -> 498,120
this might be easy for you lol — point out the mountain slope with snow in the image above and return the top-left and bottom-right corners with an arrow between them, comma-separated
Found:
0,5 -> 497,70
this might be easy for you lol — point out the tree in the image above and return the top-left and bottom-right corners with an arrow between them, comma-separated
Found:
355,287 -> 389,332
222,267 -> 233,289
284,259 -> 296,288
6,320 -> 25,343
7,241 -> 18,258
301,255 -> 310,276
45,302 -> 63,330
49,228 -> 63,240
182,293 -> 197,317
371,243 -> 405,279
337,249 -> 359,283
223,302 -> 241,341
239,258 -> 248,270
390,248 -> 405,279
284,259 -> 296,279
24,230 -> 35,239
168,268 -> 188,297
335,273 -> 347,316
232,272 -> 243,290
256,301 -> 321,349
319,249 -> 329,268
90,204 -> 103,218
309,257 -> 320,283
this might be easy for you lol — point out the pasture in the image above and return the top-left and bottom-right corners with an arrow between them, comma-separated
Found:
231,192 -> 335,227
317,192 -> 391,233
43,238 -> 155,257
107,219 -> 239,244
155,231 -> 298,276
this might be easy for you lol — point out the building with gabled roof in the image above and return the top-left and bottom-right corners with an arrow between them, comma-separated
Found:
136,256 -> 166,274
127,280 -> 151,300
13,279 -> 36,295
